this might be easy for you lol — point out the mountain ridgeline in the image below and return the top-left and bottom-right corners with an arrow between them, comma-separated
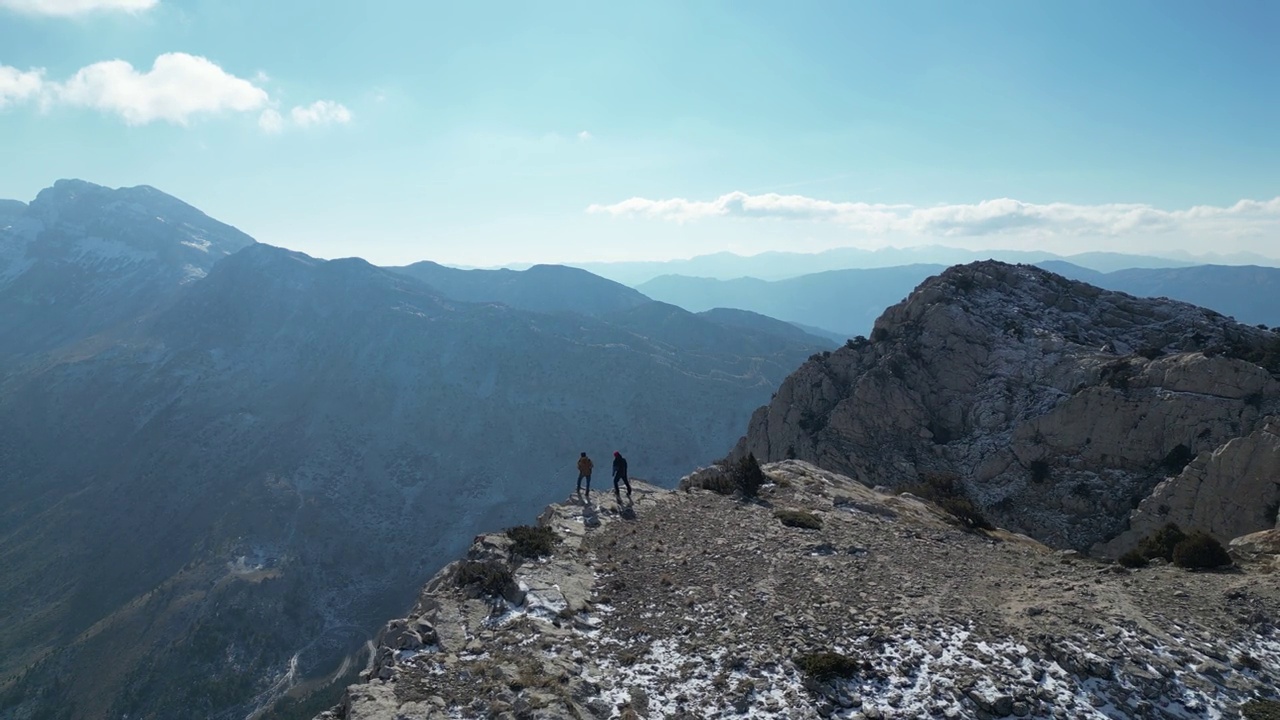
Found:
638,261 -> 1280,338
734,261 -> 1280,552
0,181 -> 831,720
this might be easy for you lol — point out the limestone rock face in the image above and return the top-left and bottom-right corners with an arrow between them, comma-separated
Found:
1102,418 -> 1280,555
734,261 -> 1280,550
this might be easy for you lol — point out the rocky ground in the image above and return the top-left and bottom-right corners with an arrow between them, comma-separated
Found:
320,461 -> 1280,720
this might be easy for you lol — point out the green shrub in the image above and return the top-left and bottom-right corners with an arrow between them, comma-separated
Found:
1117,549 -> 1148,569
903,472 -> 995,531
936,496 -> 995,531
506,525 -> 557,559
1242,699 -> 1280,720
775,510 -> 823,530
692,472 -> 737,495
730,453 -> 767,498
684,455 -> 769,497
1172,532 -> 1231,569
1161,444 -> 1195,474
1029,459 -> 1051,483
1136,523 -> 1187,562
795,652 -> 862,681
454,560 -> 514,597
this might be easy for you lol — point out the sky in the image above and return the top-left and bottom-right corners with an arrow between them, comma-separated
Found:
0,0 -> 1278,267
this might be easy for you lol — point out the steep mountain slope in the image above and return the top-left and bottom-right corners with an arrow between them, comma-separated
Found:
319,461 -> 1280,720
1040,261 -> 1280,328
638,265 -> 948,337
696,307 -> 836,346
0,179 -> 255,362
733,261 -> 1280,552
599,302 -> 834,367
389,261 -> 650,317
0,233 -> 827,720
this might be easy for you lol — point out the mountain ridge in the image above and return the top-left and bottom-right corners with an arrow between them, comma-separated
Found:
733,260 -> 1280,552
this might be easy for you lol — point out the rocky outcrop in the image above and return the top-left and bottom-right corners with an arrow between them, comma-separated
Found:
319,461 -> 1280,720
734,261 -> 1280,550
1102,418 -> 1280,556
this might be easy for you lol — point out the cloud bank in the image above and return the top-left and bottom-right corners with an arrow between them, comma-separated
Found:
0,53 -> 351,129
0,0 -> 157,15
588,191 -> 1280,241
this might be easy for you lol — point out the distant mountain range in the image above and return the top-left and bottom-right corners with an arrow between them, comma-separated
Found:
567,246 -> 1279,285
388,261 -> 651,317
0,181 -> 831,720
639,261 -> 1280,338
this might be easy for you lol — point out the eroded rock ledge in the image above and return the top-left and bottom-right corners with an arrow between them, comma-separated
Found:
319,462 -> 1280,720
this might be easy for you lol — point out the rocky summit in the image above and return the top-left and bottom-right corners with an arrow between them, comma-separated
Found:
734,261 -> 1280,554
318,461 -> 1280,720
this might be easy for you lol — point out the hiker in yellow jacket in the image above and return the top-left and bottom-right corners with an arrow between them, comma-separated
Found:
576,452 -> 594,499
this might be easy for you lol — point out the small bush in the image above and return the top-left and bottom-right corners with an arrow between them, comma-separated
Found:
1136,523 -> 1187,562
795,652 -> 862,681
1103,360 -> 1134,390
1029,459 -> 1051,483
1242,698 -> 1280,720
454,560 -> 514,597
1161,444 -> 1195,474
775,510 -> 823,530
1237,653 -> 1263,672
903,472 -> 994,531
936,496 -> 995,531
797,411 -> 828,434
684,468 -> 737,495
1117,549 -> 1149,568
730,453 -> 767,498
871,327 -> 890,342
1070,482 -> 1094,498
1172,532 -> 1231,569
506,525 -> 557,559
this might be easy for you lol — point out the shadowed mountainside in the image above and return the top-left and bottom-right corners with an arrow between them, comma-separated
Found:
0,183 -> 829,720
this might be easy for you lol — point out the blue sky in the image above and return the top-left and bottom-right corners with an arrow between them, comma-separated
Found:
1,0 -> 1277,266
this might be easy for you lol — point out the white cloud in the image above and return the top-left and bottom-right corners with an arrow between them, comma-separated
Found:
0,53 -> 351,131
290,100 -> 351,128
0,0 -> 157,15
257,101 -> 351,133
0,65 -> 44,107
577,130 -> 592,141
53,53 -> 268,125
257,108 -> 284,133
588,191 -> 1280,242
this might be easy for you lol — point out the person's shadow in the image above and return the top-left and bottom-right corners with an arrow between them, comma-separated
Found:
581,499 -> 602,528
619,496 -> 637,521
